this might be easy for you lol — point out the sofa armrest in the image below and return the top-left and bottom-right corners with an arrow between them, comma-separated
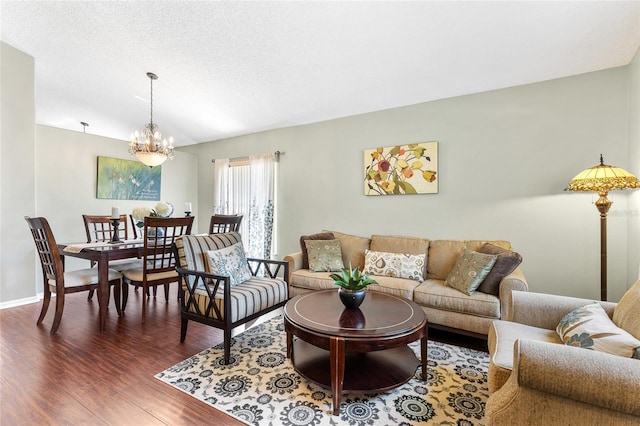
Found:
506,290 -> 617,329
498,268 -> 528,320
488,338 -> 640,420
283,252 -> 303,283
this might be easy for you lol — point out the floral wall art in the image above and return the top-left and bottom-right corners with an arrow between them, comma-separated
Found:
96,156 -> 161,200
364,142 -> 438,196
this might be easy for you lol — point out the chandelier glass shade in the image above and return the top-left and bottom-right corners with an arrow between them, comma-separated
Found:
129,72 -> 174,167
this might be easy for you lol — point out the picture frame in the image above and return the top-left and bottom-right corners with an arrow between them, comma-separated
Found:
364,141 -> 438,196
96,156 -> 161,200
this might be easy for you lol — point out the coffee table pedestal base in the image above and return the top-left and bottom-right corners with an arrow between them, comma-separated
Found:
290,338 -> 421,415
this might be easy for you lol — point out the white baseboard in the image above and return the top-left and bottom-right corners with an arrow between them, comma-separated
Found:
0,294 -> 42,310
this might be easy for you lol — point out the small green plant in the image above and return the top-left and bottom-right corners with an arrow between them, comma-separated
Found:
329,263 -> 377,291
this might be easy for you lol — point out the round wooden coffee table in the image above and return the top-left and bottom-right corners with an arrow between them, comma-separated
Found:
283,289 -> 428,415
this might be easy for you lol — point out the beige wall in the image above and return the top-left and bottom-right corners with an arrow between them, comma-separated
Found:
34,125 -> 199,275
183,65 -> 637,302
628,47 -> 640,283
1,42 -> 36,304
2,42 -> 638,305
0,43 -> 199,306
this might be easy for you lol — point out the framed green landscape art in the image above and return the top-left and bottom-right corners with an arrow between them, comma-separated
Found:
364,141 -> 438,196
96,156 -> 161,200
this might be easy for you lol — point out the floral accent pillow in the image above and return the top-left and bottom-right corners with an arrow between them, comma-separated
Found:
206,242 -> 252,286
444,248 -> 498,295
363,250 -> 426,281
299,232 -> 335,269
556,302 -> 640,359
305,239 -> 344,272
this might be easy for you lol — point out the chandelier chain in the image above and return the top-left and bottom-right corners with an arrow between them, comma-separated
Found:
149,75 -> 154,127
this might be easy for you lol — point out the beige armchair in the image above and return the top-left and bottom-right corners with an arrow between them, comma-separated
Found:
485,280 -> 640,425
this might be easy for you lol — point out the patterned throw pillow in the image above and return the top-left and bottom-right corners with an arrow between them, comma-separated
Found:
206,242 -> 252,286
305,239 -> 344,272
445,248 -> 498,295
299,232 -> 335,269
363,250 -> 426,281
556,302 -> 640,359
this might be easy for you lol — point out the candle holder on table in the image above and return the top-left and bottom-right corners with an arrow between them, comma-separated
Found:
109,218 -> 121,244
185,211 -> 192,217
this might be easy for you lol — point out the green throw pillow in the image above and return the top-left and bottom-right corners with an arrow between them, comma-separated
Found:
445,248 -> 498,295
305,239 -> 344,272
299,232 -> 335,269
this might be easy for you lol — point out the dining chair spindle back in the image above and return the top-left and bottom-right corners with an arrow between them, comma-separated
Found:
82,214 -> 143,300
24,216 -> 123,333
83,214 -> 134,243
122,215 -> 194,323
209,214 -> 243,234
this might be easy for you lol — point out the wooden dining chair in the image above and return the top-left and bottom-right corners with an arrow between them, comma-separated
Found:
24,216 -> 123,333
209,214 -> 243,234
122,216 -> 194,323
129,214 -> 140,239
82,214 -> 143,300
83,214 -> 133,244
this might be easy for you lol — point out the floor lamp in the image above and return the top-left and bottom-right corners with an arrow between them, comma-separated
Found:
567,155 -> 639,301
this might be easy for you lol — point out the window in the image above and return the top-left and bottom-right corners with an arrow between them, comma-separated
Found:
213,153 -> 278,258
228,160 -> 250,239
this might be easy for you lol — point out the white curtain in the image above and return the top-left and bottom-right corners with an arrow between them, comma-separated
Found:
247,153 -> 275,259
213,158 -> 229,214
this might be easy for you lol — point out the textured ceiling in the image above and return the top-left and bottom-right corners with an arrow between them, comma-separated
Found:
1,1 -> 639,146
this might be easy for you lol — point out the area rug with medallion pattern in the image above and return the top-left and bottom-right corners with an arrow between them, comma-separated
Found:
156,316 -> 490,426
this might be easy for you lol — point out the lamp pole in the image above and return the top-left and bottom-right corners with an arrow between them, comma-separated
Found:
595,191 -> 611,301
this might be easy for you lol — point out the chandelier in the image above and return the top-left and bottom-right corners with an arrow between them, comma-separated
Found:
128,72 -> 174,167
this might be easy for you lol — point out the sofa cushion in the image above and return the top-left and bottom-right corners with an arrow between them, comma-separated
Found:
557,302 -> 640,358
291,270 -> 339,292
445,248 -> 498,295
427,240 -> 511,281
304,239 -> 344,272
414,279 -> 501,318
477,243 -> 523,296
363,249 -> 425,281
206,242 -> 251,286
366,276 -> 423,300
323,230 -> 370,270
291,270 -> 421,300
299,232 -> 335,269
185,276 -> 288,323
613,279 -> 640,340
369,234 -> 429,255
488,320 -> 562,392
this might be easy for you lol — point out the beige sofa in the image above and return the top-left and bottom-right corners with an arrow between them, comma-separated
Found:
486,280 -> 640,425
283,230 -> 528,337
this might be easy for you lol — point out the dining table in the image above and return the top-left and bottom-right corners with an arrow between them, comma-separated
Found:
58,239 -> 144,332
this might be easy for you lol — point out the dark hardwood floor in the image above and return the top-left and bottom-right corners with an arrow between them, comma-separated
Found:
0,286 -> 487,425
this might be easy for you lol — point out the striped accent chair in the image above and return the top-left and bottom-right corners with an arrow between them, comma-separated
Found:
174,232 -> 289,364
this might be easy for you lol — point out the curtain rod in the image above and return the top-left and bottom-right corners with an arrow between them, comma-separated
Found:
211,150 -> 282,163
